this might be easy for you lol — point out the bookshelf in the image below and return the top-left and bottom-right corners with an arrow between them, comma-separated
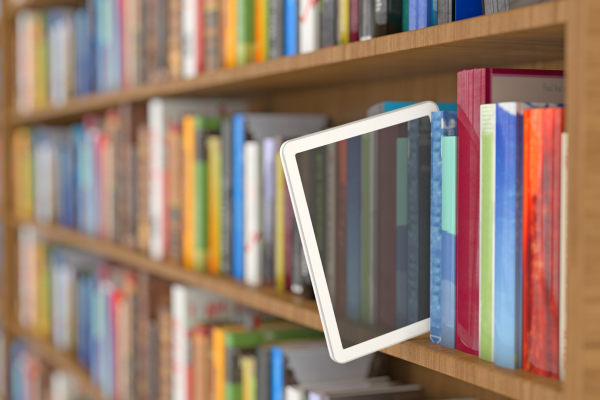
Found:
0,0 -> 597,398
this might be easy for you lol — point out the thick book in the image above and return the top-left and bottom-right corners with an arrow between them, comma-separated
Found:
299,0 -> 320,53
522,107 -> 563,379
230,113 -> 328,282
456,68 -> 563,356
429,111 -> 457,344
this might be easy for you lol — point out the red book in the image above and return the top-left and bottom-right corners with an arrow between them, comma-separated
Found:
197,0 -> 205,73
335,141 -> 347,316
522,107 -> 562,379
456,68 -> 563,356
350,0 -> 359,42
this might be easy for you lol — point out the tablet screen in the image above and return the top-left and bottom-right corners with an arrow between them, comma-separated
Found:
296,116 -> 433,349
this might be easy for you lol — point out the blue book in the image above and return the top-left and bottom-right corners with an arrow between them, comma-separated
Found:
60,137 -> 77,228
346,136 -> 361,322
77,273 -> 91,369
284,0 -> 298,55
71,124 -> 84,231
441,136 -> 457,349
271,345 -> 285,400
417,0 -> 428,28
94,0 -> 105,91
9,341 -> 26,400
90,278 -> 100,386
455,0 -> 482,20
86,0 -> 96,93
429,111 -> 456,344
231,114 -> 246,281
430,0 -> 438,26
396,137 -> 408,328
409,0 -> 417,30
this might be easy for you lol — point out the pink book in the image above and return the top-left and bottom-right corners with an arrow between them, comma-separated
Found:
456,68 -> 563,356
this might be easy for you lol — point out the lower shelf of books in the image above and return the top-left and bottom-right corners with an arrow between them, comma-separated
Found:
10,220 -> 563,400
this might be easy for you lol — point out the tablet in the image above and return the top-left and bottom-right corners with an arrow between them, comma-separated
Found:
280,101 -> 438,363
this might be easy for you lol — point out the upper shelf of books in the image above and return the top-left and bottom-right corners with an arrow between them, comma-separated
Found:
10,0 -> 565,126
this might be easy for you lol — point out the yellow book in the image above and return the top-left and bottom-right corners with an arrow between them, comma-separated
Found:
223,0 -> 237,68
338,0 -> 350,45
207,135 -> 222,275
240,354 -> 257,400
33,11 -> 48,108
211,325 -> 227,400
13,127 -> 34,221
274,154 -> 286,292
182,115 -> 196,269
37,243 -> 50,338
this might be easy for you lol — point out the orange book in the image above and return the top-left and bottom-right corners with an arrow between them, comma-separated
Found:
211,325 -> 227,400
192,325 -> 212,400
13,127 -> 34,221
254,0 -> 268,62
222,0 -> 237,68
207,135 -> 222,275
182,115 -> 196,269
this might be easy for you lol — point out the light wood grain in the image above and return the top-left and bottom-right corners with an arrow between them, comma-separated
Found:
8,1 -> 564,126
22,221 -> 563,400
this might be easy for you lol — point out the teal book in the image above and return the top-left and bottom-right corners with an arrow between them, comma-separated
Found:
479,104 -> 496,362
441,136 -> 457,349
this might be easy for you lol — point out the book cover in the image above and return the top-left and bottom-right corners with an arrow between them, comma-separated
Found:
299,0 -> 320,53
430,111 -> 456,344
522,107 -> 562,379
346,136 -> 361,322
479,103 -> 496,361
208,134 -> 223,275
284,0 -> 298,55
456,68 -> 564,356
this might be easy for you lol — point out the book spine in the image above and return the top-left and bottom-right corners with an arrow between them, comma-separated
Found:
493,102 -> 521,369
349,0 -> 359,40
346,136 -> 361,322
479,103 -> 496,361
244,141 -> 263,287
207,135 -> 223,275
374,0 -> 388,36
182,0 -> 199,79
270,346 -> 284,400
417,0 -> 427,28
360,134 -> 371,324
274,154 -> 286,292
170,284 -> 188,400
221,119 -> 232,275
455,0 -> 482,20
395,136 -> 408,328
269,0 -> 285,58
195,120 -> 208,272
284,0 -> 298,55
205,0 -> 221,70
299,0 -> 320,53
430,0 -> 437,26
255,0 -> 268,60
285,167 -> 294,291
337,0 -> 350,44
237,0 -> 254,65
223,0 -> 237,67
441,136 -> 457,349
359,0 -> 374,40
182,116 -> 196,269
402,0 -> 409,30
231,114 -> 245,281
429,112 -> 443,343
262,138 -> 277,286
320,0 -> 337,47
148,100 -> 166,260
559,132 -> 568,381
167,123 -> 183,262
408,0 -> 417,29
456,68 -> 487,356
335,141 -> 347,314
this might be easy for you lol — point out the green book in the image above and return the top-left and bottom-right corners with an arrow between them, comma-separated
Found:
237,0 -> 254,65
361,134 -> 371,324
402,0 -> 409,31
195,116 -> 221,271
479,104 -> 496,362
224,322 -> 323,400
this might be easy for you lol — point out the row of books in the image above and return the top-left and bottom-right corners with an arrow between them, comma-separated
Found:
13,0 -> 549,114
10,341 -> 92,400
16,236 -> 432,400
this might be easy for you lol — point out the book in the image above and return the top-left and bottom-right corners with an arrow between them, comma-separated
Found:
320,0 -> 337,47
268,0 -> 285,58
522,107 -> 563,379
359,0 -> 374,40
205,0 -> 221,69
437,0 -> 453,24
326,143 -> 337,302
244,140 -> 263,287
231,113 -> 328,282
274,154 -> 287,292
360,133 -> 374,324
223,0 -> 237,67
255,0 -> 268,61
350,0 -> 359,41
456,68 -> 564,356
13,127 -> 34,221
337,0 -> 350,44
241,354 -> 258,400
262,137 -> 280,286
455,0 -> 482,20
284,0 -> 299,55
299,0 -> 320,53
429,111 -> 456,344
221,118 -> 233,275
208,134 -> 223,275
559,132 -> 568,381
237,0 -> 254,65
181,0 -> 203,79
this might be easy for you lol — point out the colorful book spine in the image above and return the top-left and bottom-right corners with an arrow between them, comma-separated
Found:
346,136 -> 361,322
349,0 -> 359,41
254,0 -> 268,61
205,0 -> 221,69
223,0 -> 238,67
441,136 -> 457,349
479,103 -> 496,362
522,107 -> 562,379
232,114 -> 245,281
299,0 -> 320,53
208,135 -> 223,275
337,0 -> 350,44
284,0 -> 298,55
559,132 -> 568,381
396,136 -> 408,328
182,115 -> 197,269
455,0 -> 483,20
237,0 -> 254,65
244,141 -> 262,287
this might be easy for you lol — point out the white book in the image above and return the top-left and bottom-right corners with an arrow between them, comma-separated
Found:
171,284 -> 188,400
18,224 -> 37,330
299,0 -> 320,54
50,370 -> 71,400
181,0 -> 200,79
33,131 -> 56,223
559,132 -> 569,381
147,98 -> 247,260
15,10 -> 36,114
244,141 -> 263,287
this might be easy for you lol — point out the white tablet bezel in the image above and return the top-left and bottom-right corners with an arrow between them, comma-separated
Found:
280,101 -> 439,363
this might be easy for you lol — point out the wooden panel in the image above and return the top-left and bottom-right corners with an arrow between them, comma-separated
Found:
9,1 -> 564,126
21,221 -> 563,400
0,311 -> 106,400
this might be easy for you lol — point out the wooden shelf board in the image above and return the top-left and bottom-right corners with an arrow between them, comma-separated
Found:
0,311 -> 108,400
9,0 -> 565,127
20,220 -> 563,400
